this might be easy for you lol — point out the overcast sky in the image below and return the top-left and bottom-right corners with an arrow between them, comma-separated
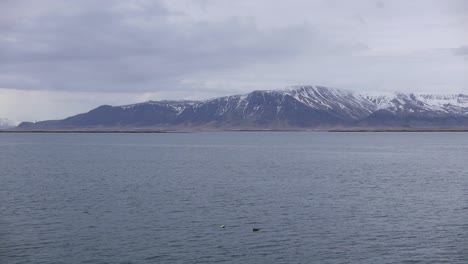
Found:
1,0 -> 467,122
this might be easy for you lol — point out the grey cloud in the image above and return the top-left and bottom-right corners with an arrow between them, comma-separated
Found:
0,0 -> 330,92
375,1 -> 385,9
354,14 -> 367,25
454,45 -> 468,56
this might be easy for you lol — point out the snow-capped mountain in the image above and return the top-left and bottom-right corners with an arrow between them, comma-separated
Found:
0,118 -> 15,129
17,86 -> 468,130
365,93 -> 468,115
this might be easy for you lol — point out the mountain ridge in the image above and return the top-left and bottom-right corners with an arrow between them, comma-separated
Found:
17,86 -> 468,130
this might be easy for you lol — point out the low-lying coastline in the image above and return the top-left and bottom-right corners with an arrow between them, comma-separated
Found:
2,128 -> 468,133
329,129 -> 468,132
0,130 -> 168,133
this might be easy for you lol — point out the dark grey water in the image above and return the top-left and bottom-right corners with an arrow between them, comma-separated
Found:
1,132 -> 467,264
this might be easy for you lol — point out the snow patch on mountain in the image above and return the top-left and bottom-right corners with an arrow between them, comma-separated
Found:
283,86 -> 375,119
120,100 -> 197,114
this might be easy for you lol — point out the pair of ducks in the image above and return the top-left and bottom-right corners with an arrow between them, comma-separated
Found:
220,225 -> 260,232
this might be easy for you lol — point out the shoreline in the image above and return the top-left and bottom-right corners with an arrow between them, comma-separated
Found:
329,129 -> 468,132
2,129 -> 468,133
0,130 -> 169,133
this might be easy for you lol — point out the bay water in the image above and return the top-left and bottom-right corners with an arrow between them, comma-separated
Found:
1,132 -> 467,263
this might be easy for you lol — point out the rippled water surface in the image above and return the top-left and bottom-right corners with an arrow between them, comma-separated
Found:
1,132 -> 467,263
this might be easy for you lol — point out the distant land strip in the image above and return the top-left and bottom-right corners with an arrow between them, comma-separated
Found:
0,130 -> 169,133
329,129 -> 468,132
2,129 -> 468,133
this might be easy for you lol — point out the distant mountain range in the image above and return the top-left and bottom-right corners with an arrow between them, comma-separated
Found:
16,86 -> 468,130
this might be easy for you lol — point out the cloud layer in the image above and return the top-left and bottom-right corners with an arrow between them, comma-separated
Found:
454,46 -> 468,56
0,0 -> 329,92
